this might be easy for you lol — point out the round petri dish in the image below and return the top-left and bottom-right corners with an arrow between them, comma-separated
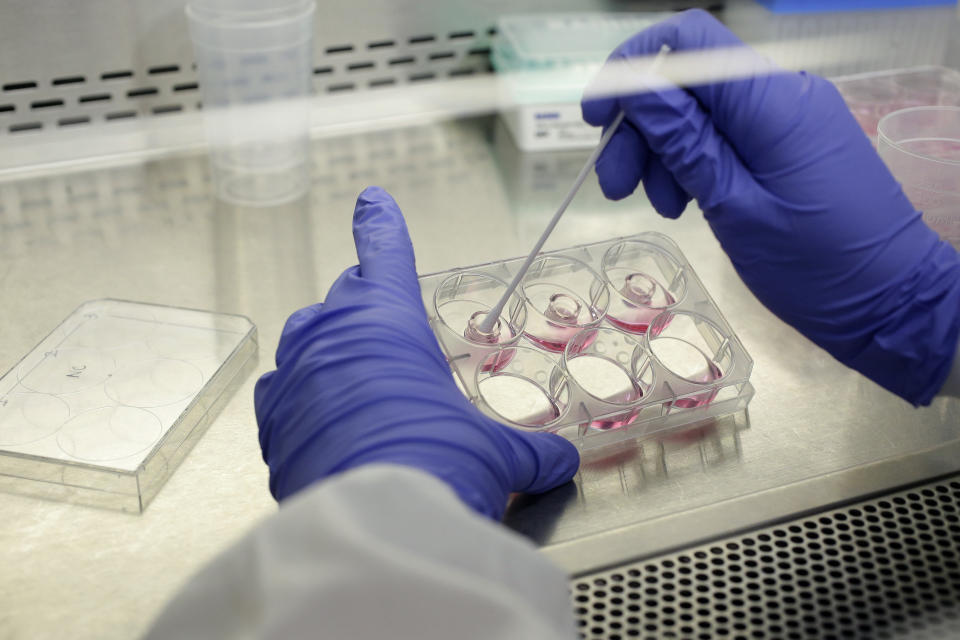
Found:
646,311 -> 732,409
563,327 -> 654,430
17,347 -> 117,396
877,106 -> 960,247
105,359 -> 206,408
56,406 -> 162,462
475,345 -> 569,428
521,255 -> 609,353
602,240 -> 686,334
0,392 -> 70,446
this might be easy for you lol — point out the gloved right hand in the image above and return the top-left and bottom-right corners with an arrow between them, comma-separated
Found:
582,9 -> 960,405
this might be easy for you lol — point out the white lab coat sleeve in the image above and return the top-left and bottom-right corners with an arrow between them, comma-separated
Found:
144,465 -> 578,640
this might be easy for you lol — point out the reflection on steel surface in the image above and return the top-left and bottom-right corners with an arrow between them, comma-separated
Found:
505,411 -> 748,546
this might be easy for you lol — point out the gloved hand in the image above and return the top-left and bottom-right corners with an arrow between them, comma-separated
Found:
254,187 -> 580,518
582,9 -> 960,405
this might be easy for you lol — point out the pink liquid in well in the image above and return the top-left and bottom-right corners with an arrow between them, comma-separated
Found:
525,292 -> 596,353
524,331 -> 578,353
464,310 -> 517,372
480,350 -> 516,373
526,326 -> 598,354
670,361 -> 724,409
567,355 -> 644,431
607,315 -> 667,335
589,409 -> 641,431
523,399 -> 562,426
608,272 -> 676,334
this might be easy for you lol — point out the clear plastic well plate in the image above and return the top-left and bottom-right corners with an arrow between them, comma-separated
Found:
0,299 -> 257,512
419,233 -> 754,453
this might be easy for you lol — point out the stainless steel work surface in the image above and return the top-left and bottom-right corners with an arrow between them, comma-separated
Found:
2,115 -> 959,639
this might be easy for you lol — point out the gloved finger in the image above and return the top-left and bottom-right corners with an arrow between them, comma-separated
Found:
275,265 -> 366,362
582,9 -> 737,128
353,186 -> 420,295
507,429 -> 580,495
582,57 -> 623,127
601,9 -> 799,166
618,80 -> 757,213
642,153 -> 691,219
274,302 -> 324,367
594,120 -> 646,201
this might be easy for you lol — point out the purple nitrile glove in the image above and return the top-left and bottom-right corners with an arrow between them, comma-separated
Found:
582,9 -> 960,405
254,186 -> 580,518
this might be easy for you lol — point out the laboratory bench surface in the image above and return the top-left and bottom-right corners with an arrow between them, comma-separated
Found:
2,115 -> 959,640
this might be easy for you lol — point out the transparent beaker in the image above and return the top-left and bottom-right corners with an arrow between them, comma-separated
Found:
186,0 -> 316,206
878,106 -> 960,248
521,255 -> 609,353
602,239 -> 686,334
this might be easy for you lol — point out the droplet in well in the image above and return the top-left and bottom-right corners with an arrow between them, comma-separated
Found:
622,272 -> 658,306
544,292 -> 582,325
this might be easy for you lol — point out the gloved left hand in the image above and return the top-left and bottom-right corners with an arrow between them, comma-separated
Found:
254,186 -> 580,519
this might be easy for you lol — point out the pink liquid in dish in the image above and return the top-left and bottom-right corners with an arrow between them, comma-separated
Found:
464,310 -> 517,372
670,361 -> 724,409
567,354 -> 644,431
525,291 -> 597,353
480,350 -> 516,373
608,272 -> 676,334
589,409 -> 641,430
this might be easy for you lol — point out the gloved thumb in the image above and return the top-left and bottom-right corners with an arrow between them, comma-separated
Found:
353,186 -> 419,293
619,83 -> 757,213
507,429 -> 581,495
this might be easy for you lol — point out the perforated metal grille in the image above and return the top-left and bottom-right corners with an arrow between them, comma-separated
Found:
571,477 -> 960,639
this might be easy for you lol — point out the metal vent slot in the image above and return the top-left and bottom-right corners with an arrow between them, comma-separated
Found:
3,81 -> 37,91
0,5 -> 725,139
571,477 -> 960,640
0,25 -> 494,136
101,70 -> 133,80
52,76 -> 85,86
148,65 -> 180,75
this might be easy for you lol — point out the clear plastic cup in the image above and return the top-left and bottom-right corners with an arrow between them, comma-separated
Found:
878,106 -> 960,248
186,0 -> 316,206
